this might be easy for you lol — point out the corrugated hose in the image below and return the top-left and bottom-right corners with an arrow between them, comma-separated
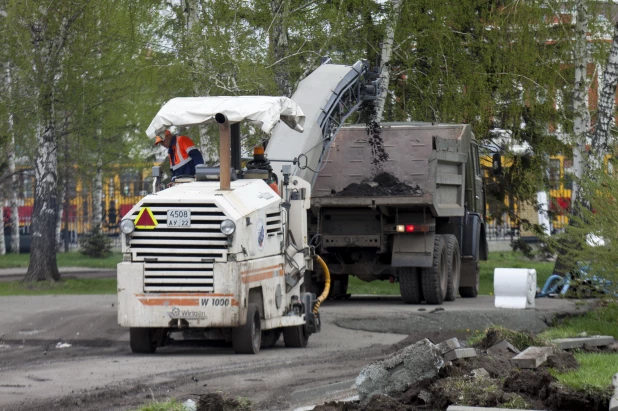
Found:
312,255 -> 331,315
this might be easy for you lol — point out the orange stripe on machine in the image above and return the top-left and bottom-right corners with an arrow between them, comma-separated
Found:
139,298 -> 199,306
241,266 -> 284,284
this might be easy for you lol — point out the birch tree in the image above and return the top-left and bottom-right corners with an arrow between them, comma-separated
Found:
374,0 -> 403,123
589,21 -> 618,168
571,0 -> 591,205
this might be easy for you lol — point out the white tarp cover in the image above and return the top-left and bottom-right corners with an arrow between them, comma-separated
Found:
145,96 -> 305,138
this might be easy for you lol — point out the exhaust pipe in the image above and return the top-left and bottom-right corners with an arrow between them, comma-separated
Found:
215,113 -> 231,190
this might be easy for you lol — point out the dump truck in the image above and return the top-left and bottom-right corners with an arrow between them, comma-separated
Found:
306,122 -> 488,304
262,60 -> 487,304
117,97 -> 328,354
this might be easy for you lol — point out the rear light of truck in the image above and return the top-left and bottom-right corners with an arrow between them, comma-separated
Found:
396,224 -> 430,233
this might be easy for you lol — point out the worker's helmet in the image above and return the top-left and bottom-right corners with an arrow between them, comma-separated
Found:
154,126 -> 179,146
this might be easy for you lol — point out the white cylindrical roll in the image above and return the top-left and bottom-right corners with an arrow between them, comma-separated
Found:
494,268 -> 537,309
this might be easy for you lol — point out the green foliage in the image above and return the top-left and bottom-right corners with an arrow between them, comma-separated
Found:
0,278 -> 116,296
549,169 -> 618,297
79,227 -> 113,259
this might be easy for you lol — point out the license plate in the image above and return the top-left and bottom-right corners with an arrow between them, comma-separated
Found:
167,209 -> 191,227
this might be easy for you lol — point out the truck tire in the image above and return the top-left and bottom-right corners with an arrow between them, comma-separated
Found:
233,304 -> 261,354
459,260 -> 479,298
130,328 -> 157,354
399,267 -> 423,304
421,235 -> 448,305
283,325 -> 309,348
444,235 -> 461,302
261,328 -> 282,348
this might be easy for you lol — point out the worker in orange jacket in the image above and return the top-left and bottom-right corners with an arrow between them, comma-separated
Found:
155,126 -> 205,177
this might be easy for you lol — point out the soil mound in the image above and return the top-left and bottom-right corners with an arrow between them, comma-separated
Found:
313,334 -> 609,411
335,173 -> 422,197
197,393 -> 251,411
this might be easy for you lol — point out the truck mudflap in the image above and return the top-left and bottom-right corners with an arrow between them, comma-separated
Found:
391,232 -> 436,268
462,212 -> 483,259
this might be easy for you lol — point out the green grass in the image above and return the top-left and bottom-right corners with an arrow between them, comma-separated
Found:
551,352 -> 618,391
539,302 -> 618,340
346,251 -> 554,296
0,278 -> 117,296
129,399 -> 187,411
0,252 -> 122,269
479,251 -> 554,296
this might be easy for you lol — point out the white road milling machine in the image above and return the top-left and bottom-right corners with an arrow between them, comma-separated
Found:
117,96 -> 330,354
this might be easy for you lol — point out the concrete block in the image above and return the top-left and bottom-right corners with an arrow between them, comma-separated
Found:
511,346 -> 552,369
551,336 -> 614,350
487,340 -> 520,355
446,406 -> 547,411
356,338 -> 444,401
436,337 -> 461,354
443,347 -> 477,361
494,268 -> 536,309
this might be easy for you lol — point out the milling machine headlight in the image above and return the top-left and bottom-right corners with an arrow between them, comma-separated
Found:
120,219 -> 135,234
220,220 -> 236,235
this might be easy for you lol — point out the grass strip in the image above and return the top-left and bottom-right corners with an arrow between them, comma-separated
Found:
539,302 -> 618,339
0,278 -> 117,296
0,252 -> 122,269
551,352 -> 618,391
129,399 -> 187,411
346,251 -> 554,296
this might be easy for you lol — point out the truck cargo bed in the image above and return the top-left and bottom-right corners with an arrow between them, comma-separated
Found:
312,123 -> 473,217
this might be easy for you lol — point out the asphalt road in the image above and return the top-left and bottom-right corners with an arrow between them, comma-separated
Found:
0,294 -> 588,411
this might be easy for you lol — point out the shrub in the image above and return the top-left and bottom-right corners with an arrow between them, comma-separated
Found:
79,227 -> 112,258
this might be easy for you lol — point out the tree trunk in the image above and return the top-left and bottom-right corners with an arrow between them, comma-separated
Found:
0,193 -> 5,255
589,22 -> 618,167
56,185 -> 65,251
6,64 -> 19,254
552,0 -> 590,276
374,0 -> 403,123
92,157 -> 103,229
570,0 -> 590,204
271,0 -> 291,96
25,113 -> 60,282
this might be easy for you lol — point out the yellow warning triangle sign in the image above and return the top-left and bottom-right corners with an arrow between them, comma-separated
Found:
135,207 -> 158,229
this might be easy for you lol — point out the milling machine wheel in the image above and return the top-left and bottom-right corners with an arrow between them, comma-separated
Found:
130,328 -> 158,354
283,325 -> 309,348
232,304 -> 261,354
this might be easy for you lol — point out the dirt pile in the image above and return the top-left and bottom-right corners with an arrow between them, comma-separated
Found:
313,331 -> 611,411
197,393 -> 251,411
335,173 -> 422,197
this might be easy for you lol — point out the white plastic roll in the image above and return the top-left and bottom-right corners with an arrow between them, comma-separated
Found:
494,268 -> 536,309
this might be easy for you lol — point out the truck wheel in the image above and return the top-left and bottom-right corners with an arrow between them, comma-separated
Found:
261,328 -> 282,348
444,235 -> 461,302
283,325 -> 309,348
130,328 -> 157,354
399,267 -> 423,304
421,235 -> 448,304
459,261 -> 479,298
232,304 -> 261,354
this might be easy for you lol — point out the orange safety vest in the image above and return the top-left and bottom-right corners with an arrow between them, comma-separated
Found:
169,135 -> 197,171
